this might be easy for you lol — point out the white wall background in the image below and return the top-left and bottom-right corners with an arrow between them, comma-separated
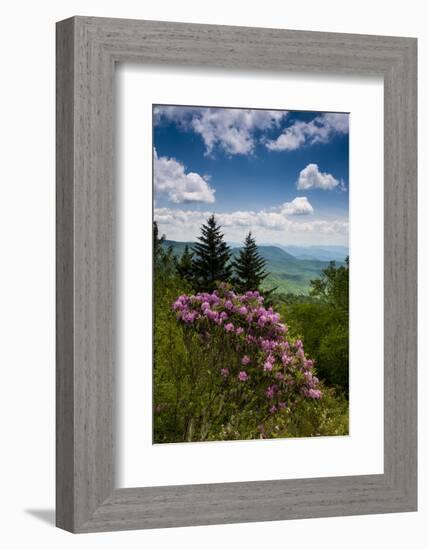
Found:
0,1 -> 425,548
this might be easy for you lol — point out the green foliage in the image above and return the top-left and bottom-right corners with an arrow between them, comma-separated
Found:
232,232 -> 268,292
277,258 -> 349,392
191,214 -> 232,291
153,221 -> 175,276
153,221 -> 164,267
274,292 -> 320,305
175,245 -> 194,284
310,256 -> 349,313
280,303 -> 348,391
201,386 -> 348,441
318,324 -> 349,390
260,387 -> 349,439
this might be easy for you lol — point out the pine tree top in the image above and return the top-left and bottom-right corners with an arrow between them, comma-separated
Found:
232,231 -> 268,292
191,214 -> 232,290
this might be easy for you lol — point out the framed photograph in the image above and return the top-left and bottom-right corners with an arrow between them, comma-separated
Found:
56,17 -> 417,532
151,103 -> 348,446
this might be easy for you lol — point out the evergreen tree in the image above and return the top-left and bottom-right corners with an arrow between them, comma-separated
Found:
176,245 -> 194,284
232,232 -> 268,292
192,215 -> 232,290
310,256 -> 349,315
153,221 -> 165,265
153,221 -> 175,276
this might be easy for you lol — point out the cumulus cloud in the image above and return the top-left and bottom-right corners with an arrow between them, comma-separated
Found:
296,164 -> 340,191
154,106 -> 287,156
154,196 -> 314,239
154,204 -> 348,243
265,112 -> 348,151
154,149 -> 215,203
281,196 -> 314,215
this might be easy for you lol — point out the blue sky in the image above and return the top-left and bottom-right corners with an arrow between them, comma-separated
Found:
153,105 -> 349,246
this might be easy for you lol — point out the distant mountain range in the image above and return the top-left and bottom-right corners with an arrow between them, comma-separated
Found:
261,244 -> 348,262
162,240 -> 347,295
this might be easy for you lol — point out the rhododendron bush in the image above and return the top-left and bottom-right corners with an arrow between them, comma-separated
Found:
153,283 -> 337,443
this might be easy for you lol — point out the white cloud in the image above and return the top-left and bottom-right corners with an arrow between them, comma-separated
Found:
296,163 -> 340,191
154,106 -> 287,156
321,112 -> 349,133
155,197 -> 314,237
265,112 -> 348,151
264,120 -> 309,151
281,196 -> 314,215
154,203 -> 348,246
154,149 -> 215,203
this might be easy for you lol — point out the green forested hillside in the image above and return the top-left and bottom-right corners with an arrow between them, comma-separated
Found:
163,239 -> 339,294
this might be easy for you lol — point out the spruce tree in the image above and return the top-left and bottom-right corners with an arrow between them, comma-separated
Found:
153,221 -> 165,265
192,215 -> 232,290
232,232 -> 268,292
176,245 -> 194,283
153,221 -> 175,276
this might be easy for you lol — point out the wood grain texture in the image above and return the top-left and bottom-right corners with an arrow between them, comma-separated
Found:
56,16 -> 417,533
56,18 -> 75,532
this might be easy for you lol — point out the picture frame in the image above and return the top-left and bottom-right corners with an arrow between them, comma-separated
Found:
56,16 -> 417,533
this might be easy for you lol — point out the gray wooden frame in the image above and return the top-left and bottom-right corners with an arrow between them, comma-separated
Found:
56,16 -> 417,533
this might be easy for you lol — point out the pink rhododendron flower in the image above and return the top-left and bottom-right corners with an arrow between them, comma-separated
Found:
258,315 -> 267,327
265,385 -> 277,398
182,311 -> 198,323
281,353 -> 292,366
263,355 -> 274,371
276,323 -> 287,334
172,286 -> 323,416
302,388 -> 322,399
205,309 -> 219,321
304,371 -> 313,383
260,339 -> 277,352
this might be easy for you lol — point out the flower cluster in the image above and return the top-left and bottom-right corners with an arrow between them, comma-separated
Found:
172,284 -> 322,415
